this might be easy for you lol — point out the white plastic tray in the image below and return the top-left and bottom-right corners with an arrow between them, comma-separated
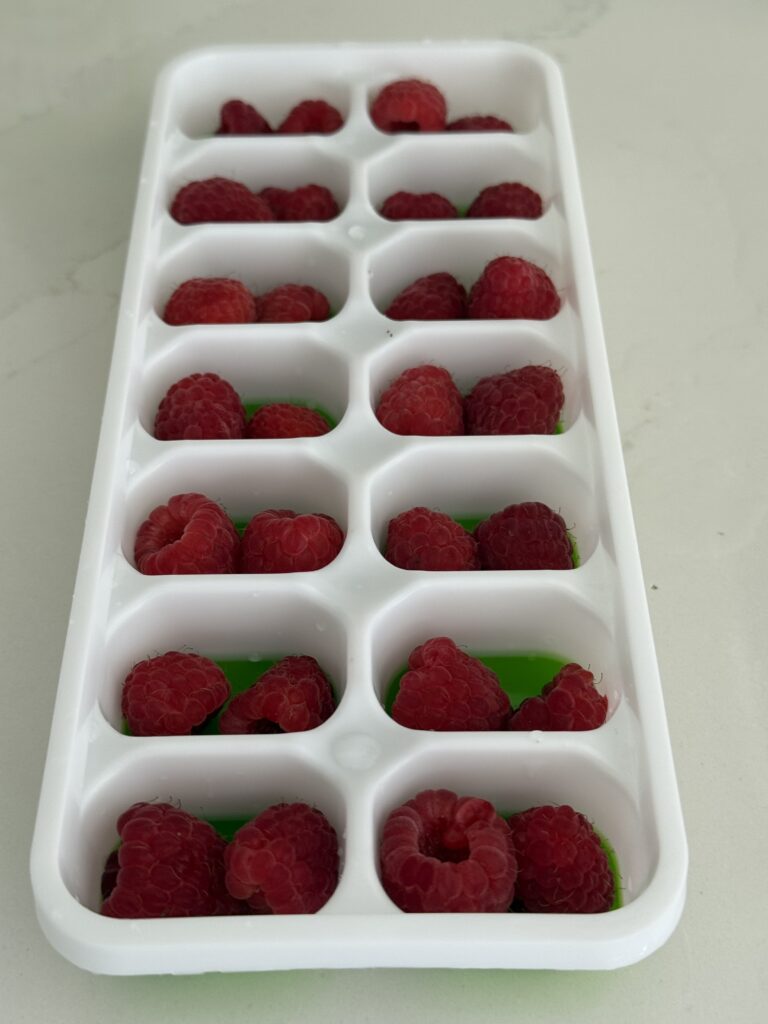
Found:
30,42 -> 687,974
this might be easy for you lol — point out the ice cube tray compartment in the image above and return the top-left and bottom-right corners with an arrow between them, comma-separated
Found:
31,43 -> 687,975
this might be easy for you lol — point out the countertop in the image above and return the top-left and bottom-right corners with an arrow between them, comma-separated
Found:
2,1 -> 767,1021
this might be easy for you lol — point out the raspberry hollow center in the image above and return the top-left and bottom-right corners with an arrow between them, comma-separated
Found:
423,822 -> 470,863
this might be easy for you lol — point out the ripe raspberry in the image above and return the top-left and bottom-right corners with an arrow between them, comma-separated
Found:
385,507 -> 479,570
101,803 -> 242,918
154,372 -> 246,440
379,191 -> 457,220
464,365 -> 564,436
134,492 -> 240,575
468,257 -> 560,320
121,652 -> 231,736
241,509 -> 344,572
447,115 -> 513,131
225,803 -> 339,913
170,178 -> 275,224
163,278 -> 257,326
385,272 -> 467,321
467,183 -> 543,220
370,78 -> 447,132
217,99 -> 272,134
508,663 -> 607,731
474,502 -> 574,570
507,804 -> 615,913
278,99 -> 343,134
260,184 -> 339,222
380,789 -> 517,912
375,364 -> 464,436
219,655 -> 334,734
246,403 -> 331,439
255,284 -> 331,323
392,637 -> 509,730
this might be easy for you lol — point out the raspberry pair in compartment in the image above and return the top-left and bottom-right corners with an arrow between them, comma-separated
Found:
385,501 -> 575,571
376,363 -> 564,437
386,258 -> 560,321
101,800 -> 339,918
217,97 -> 343,135
153,372 -> 332,441
121,651 -> 335,737
171,178 -> 339,224
163,279 -> 331,325
133,494 -> 344,575
380,789 -> 616,914
380,183 -> 543,221
370,79 -> 513,133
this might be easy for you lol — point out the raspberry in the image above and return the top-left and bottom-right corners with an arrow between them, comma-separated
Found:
447,115 -> 513,131
154,372 -> 246,440
101,803 -> 242,918
134,492 -> 240,575
391,637 -> 509,731
255,284 -> 331,323
219,655 -> 335,734
507,804 -> 615,913
121,652 -> 231,736
508,663 -> 607,731
260,184 -> 339,222
217,99 -> 272,134
170,178 -> 275,224
370,79 -> 447,132
163,278 -> 257,326
246,403 -> 331,439
464,365 -> 564,435
468,257 -> 560,320
385,507 -> 479,570
241,509 -> 344,572
385,272 -> 466,321
278,100 -> 343,134
380,789 -> 517,912
467,183 -> 543,220
375,364 -> 464,436
379,191 -> 457,220
474,502 -> 574,570
225,803 -> 339,913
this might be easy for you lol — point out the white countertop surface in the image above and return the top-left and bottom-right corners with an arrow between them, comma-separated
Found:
2,0 -> 767,1020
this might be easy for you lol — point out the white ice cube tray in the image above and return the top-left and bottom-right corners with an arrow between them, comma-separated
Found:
30,42 -> 687,974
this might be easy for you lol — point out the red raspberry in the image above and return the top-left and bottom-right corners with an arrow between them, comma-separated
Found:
467,183 -> 543,220
154,372 -> 246,440
241,509 -> 344,572
163,278 -> 257,326
464,365 -> 564,435
219,655 -> 334,734
447,115 -> 513,131
468,257 -> 560,320
255,284 -> 331,323
507,804 -> 615,913
508,663 -> 607,731
246,403 -> 331,439
385,507 -> 479,571
101,803 -> 242,918
379,191 -> 457,220
375,364 -> 464,436
121,652 -> 231,736
170,178 -> 275,224
259,184 -> 339,222
392,637 -> 509,730
217,99 -> 272,134
474,502 -> 574,570
370,78 -> 447,132
224,803 -> 339,913
134,492 -> 240,575
380,789 -> 517,912
278,100 -> 343,134
385,272 -> 466,321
